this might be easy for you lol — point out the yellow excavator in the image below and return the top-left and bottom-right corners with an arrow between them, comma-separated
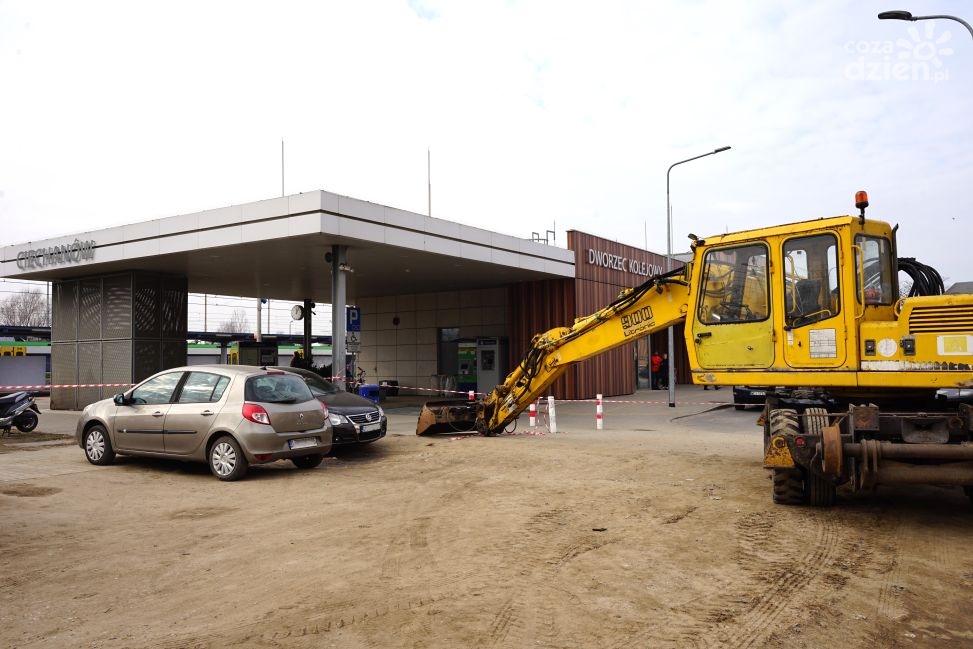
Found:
417,192 -> 973,506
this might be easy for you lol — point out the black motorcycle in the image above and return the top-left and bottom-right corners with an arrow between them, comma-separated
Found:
0,392 -> 40,435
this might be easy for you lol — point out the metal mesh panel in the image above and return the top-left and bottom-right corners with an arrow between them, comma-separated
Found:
102,340 -> 133,386
51,342 -> 77,410
77,341 -> 102,407
133,340 -> 161,383
162,340 -> 186,371
161,277 -> 187,338
52,281 -> 78,342
78,278 -> 102,341
133,275 -> 161,338
102,274 -> 132,339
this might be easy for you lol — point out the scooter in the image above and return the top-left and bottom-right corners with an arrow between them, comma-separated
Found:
0,392 -> 40,435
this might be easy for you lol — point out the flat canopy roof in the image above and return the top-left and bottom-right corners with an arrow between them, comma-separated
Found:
1,191 -> 575,302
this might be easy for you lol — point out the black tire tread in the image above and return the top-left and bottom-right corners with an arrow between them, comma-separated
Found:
772,469 -> 805,505
769,409 -> 803,505
15,410 -> 39,433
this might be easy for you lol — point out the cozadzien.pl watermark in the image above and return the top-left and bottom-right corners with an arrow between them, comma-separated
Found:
845,23 -> 953,82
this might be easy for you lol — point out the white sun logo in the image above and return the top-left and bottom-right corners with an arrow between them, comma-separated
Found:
897,23 -> 954,67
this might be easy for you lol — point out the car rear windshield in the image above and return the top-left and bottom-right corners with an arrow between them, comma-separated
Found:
297,371 -> 340,396
244,374 -> 314,404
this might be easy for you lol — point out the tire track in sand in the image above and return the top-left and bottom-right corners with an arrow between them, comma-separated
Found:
480,508 -> 613,649
612,509 -> 844,649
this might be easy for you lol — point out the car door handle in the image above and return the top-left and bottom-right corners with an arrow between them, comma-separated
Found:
152,411 -> 165,418
201,410 -> 215,416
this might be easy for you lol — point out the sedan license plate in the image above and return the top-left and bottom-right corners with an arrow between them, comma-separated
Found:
361,422 -> 382,433
750,391 -> 766,396
288,437 -> 318,450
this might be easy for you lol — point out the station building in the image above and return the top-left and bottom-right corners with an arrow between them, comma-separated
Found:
1,190 -> 683,409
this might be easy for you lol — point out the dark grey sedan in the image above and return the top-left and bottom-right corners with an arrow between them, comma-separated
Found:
272,367 -> 387,447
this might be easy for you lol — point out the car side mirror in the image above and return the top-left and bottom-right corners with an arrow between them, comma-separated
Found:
113,393 -> 129,406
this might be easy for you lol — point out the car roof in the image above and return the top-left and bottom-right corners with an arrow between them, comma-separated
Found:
156,365 -> 277,377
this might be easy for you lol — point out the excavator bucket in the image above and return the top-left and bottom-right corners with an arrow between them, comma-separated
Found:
416,399 -> 480,436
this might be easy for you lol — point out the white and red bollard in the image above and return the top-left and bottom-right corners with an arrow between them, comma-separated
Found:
548,395 -> 557,433
596,393 -> 603,430
529,400 -> 537,427
468,390 -> 475,401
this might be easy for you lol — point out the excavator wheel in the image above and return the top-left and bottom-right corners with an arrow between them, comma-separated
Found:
769,409 -> 804,505
803,407 -> 836,507
772,469 -> 805,505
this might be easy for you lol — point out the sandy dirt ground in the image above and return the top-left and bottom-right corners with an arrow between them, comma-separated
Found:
2,390 -> 973,649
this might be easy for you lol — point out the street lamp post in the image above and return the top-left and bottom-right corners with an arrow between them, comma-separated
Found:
878,10 -> 973,41
665,146 -> 731,407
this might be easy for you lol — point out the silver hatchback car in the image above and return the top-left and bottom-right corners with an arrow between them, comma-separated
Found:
76,365 -> 332,481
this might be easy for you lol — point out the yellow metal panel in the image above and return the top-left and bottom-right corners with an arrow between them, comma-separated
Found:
764,436 -> 795,468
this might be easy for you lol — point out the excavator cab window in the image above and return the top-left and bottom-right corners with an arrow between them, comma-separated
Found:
697,243 -> 769,324
855,235 -> 894,305
783,233 -> 840,329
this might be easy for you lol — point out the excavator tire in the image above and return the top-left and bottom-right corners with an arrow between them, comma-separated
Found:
772,469 -> 805,505
806,473 -> 836,507
803,407 -> 836,507
803,407 -> 829,435
769,409 -> 804,505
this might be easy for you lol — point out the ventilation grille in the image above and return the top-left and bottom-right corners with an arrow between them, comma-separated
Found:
161,278 -> 187,338
909,304 -> 973,333
133,340 -> 160,383
52,281 -> 78,342
103,274 -> 132,339
79,279 -> 102,341
133,276 -> 160,338
162,340 -> 185,371
51,342 -> 77,410
102,340 -> 133,385
77,341 -> 102,408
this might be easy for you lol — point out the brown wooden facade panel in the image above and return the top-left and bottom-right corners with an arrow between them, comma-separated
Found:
573,275 -> 636,398
508,278 -> 577,400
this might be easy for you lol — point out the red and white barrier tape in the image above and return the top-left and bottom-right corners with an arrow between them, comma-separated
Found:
0,383 -> 134,390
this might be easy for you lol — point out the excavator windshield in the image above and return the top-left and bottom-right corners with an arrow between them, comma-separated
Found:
696,244 -> 769,324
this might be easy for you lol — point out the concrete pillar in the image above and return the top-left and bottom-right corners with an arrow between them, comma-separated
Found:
331,245 -> 347,390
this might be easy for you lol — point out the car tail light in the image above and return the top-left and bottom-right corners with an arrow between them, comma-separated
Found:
317,399 -> 329,417
242,403 -> 271,425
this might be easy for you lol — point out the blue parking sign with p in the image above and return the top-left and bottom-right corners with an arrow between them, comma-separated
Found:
347,306 -> 361,332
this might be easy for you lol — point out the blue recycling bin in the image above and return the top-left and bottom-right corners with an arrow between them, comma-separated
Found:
358,383 -> 380,404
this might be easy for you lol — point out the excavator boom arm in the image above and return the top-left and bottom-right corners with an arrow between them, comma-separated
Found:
478,267 -> 693,433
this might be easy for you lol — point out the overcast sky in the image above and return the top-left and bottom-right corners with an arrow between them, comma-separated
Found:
2,0 -> 972,299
